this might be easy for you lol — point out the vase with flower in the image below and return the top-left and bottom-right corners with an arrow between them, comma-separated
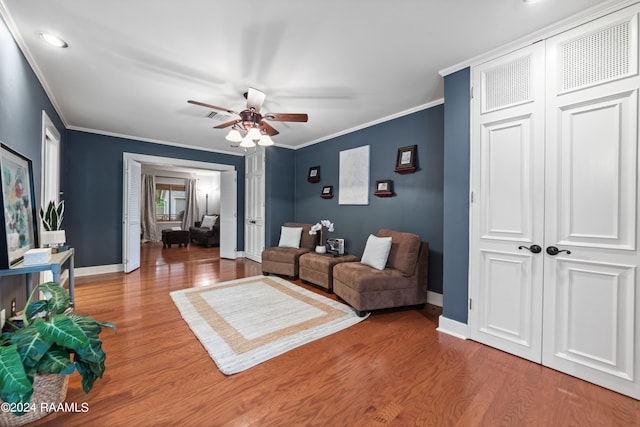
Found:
309,219 -> 334,254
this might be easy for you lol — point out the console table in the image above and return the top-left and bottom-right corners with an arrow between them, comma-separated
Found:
0,248 -> 75,306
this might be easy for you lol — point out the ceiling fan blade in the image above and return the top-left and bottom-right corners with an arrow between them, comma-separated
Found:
246,87 -> 266,113
263,113 -> 308,122
188,100 -> 238,115
259,121 -> 279,136
214,119 -> 240,129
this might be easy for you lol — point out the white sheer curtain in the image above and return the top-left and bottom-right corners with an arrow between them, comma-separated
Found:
181,178 -> 200,230
141,174 -> 158,241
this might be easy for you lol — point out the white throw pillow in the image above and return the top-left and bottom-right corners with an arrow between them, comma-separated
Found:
361,234 -> 392,270
201,215 -> 218,229
278,226 -> 303,248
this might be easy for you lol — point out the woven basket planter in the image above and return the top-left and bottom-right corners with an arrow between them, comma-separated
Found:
0,373 -> 69,426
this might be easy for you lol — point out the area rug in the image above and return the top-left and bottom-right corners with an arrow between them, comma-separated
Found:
170,275 -> 368,375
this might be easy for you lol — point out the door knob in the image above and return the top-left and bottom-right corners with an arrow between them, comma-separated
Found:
546,246 -> 571,256
518,244 -> 542,254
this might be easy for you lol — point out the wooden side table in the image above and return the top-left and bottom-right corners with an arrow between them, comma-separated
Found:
299,252 -> 359,293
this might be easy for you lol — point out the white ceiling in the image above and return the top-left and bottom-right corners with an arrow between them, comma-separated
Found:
0,0 -> 622,155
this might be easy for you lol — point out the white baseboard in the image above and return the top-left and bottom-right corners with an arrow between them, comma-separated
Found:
437,315 -> 468,340
427,291 -> 443,307
75,264 -> 123,277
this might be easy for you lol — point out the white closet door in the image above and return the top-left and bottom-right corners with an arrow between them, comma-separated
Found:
543,6 -> 640,399
123,159 -> 141,273
469,43 -> 546,363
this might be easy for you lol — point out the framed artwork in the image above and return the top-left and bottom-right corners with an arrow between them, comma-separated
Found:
320,185 -> 334,199
308,166 -> 320,183
395,145 -> 417,174
0,144 -> 38,268
339,145 -> 369,205
374,180 -> 393,197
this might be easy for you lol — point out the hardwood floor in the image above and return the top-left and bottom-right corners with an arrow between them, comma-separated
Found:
32,243 -> 638,426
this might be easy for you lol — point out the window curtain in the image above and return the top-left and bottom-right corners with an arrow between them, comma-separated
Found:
141,174 -> 158,241
182,178 -> 200,230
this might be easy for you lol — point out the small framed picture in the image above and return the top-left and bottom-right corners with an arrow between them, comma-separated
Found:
374,180 -> 393,197
308,166 -> 320,183
320,185 -> 334,199
395,145 -> 417,173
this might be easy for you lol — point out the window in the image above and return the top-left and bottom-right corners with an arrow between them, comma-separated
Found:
155,183 -> 186,221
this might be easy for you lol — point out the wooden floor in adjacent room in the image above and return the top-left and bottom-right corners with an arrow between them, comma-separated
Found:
33,242 -> 638,426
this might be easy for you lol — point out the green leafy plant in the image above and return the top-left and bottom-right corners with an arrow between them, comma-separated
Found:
0,282 -> 115,412
40,200 -> 64,231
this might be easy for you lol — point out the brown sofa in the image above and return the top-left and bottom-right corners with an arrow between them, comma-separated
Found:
261,223 -> 319,279
332,229 -> 429,316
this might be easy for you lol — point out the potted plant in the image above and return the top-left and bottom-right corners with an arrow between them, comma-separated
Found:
309,219 -> 334,254
0,282 -> 115,424
39,200 -> 66,249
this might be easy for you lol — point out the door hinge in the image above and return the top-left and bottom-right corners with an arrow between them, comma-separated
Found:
470,191 -> 474,203
470,86 -> 474,99
469,298 -> 473,310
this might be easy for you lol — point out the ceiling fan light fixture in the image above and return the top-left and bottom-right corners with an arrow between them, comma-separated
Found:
239,137 -> 256,148
247,126 -> 262,141
225,129 -> 243,142
40,33 -> 68,48
258,134 -> 274,146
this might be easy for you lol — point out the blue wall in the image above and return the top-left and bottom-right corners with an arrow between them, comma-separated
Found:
265,146 -> 295,247
0,15 -> 67,308
442,68 -> 470,323
294,106 -> 444,293
64,130 -> 245,267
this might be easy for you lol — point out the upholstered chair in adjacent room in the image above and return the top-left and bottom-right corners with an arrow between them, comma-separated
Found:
261,223 -> 318,279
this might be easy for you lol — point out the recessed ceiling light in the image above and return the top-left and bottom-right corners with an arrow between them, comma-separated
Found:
40,33 -> 68,48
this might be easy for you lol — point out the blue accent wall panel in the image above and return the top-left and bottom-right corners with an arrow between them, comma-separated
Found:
64,130 -> 245,267
0,15 -> 65,206
265,146 -> 295,247
294,106 -> 444,293
443,68 -> 470,323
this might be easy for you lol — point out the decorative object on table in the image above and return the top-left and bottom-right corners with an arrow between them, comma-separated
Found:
310,219 -> 334,254
374,180 -> 393,197
326,238 -> 345,256
395,145 -> 417,174
0,282 -> 116,425
39,200 -> 66,250
339,145 -> 369,205
23,248 -> 52,266
320,185 -> 333,199
0,143 -> 38,269
170,275 -> 368,375
308,166 -> 320,183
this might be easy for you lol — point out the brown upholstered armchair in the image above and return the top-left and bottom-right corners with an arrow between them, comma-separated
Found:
332,229 -> 429,316
189,215 -> 220,247
261,223 -> 318,279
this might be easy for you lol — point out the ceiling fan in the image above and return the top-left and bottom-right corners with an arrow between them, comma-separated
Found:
188,87 -> 308,147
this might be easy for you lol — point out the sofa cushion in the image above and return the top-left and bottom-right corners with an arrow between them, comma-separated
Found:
361,234 -> 392,270
262,247 -> 310,263
284,222 -> 317,250
378,229 -> 421,276
278,226 -> 303,248
200,215 -> 218,229
333,262 -> 411,291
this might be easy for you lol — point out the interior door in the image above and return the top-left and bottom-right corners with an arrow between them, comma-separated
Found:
219,170 -> 237,259
122,158 -> 141,273
542,7 -> 640,399
469,43 -> 546,362
244,150 -> 265,262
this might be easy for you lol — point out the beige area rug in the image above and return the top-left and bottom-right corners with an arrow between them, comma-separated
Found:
170,275 -> 368,375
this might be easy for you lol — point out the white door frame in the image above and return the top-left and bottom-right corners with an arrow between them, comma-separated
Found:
121,153 -> 238,268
